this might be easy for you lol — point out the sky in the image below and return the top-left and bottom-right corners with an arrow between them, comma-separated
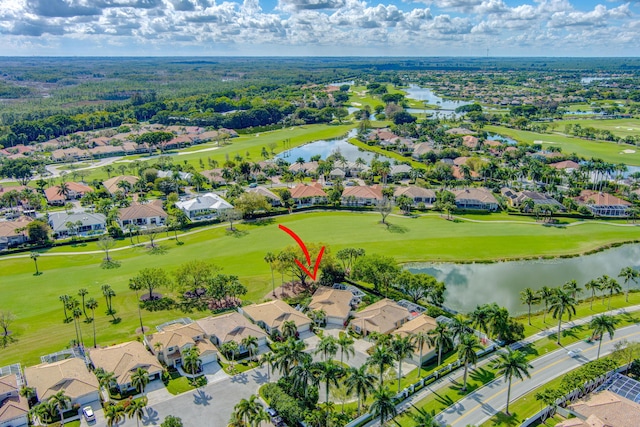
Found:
0,0 -> 639,56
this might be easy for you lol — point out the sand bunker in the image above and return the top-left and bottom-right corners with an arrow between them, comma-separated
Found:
621,149 -> 636,154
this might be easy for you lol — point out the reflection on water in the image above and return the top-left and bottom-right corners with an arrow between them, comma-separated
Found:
275,135 -> 394,163
407,244 -> 640,315
404,85 -> 472,110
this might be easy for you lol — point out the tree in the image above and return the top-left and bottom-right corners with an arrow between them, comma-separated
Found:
601,275 -> 622,310
337,332 -> 355,365
370,386 -> 397,425
30,251 -> 41,275
222,341 -> 239,368
49,390 -> 71,426
85,298 -> 98,347
491,348 -> 532,415
281,320 -> 298,340
0,311 -> 15,347
234,192 -> 270,217
219,208 -> 243,231
413,330 -> 430,379
585,279 -> 601,310
458,333 -> 482,391
313,360 -> 344,404
31,399 -> 57,425
590,314 -> 619,359
374,197 -> 393,226
316,335 -> 338,362
550,289 -> 577,345
130,267 -> 170,301
161,415 -> 183,427
368,344 -> 395,386
241,335 -> 259,361
391,335 -> 415,393
233,394 -> 264,426
101,284 -> 117,321
97,235 -> 117,262
520,287 -> 540,326
273,338 -> 307,377
264,252 -> 277,296
183,346 -> 202,382
95,368 -> 116,392
104,402 -> 126,427
335,247 -> 365,277
173,260 -> 219,298
353,253 -> 399,296
131,367 -> 150,396
428,322 -> 453,366
260,351 -> 277,381
345,365 -> 376,416
562,279 -> 582,300
27,220 -> 50,244
125,396 -> 148,427
537,286 -> 555,324
619,266 -> 639,303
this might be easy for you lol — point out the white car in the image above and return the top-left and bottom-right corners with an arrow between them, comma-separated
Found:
82,406 -> 95,423
568,349 -> 583,358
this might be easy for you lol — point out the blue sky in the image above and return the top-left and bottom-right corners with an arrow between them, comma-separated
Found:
0,0 -> 638,56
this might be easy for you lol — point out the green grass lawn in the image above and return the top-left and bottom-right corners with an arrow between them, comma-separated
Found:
554,118 -> 640,138
485,125 -> 640,166
2,212 -> 640,366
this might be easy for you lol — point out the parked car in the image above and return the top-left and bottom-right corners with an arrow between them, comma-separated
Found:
82,406 -> 95,422
266,407 -> 277,417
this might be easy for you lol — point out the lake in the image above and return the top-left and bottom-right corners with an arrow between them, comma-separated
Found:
276,133 -> 394,163
407,244 -> 640,315
486,132 -> 518,145
404,85 -> 472,118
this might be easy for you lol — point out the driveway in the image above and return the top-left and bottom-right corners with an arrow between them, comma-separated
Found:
303,327 -> 373,368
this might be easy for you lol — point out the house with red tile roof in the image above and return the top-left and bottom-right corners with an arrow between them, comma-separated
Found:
341,185 -> 383,206
44,182 -> 93,205
573,190 -> 631,217
290,183 -> 327,207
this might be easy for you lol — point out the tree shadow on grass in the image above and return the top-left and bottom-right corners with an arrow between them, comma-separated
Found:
227,229 -> 249,238
518,344 -> 539,358
487,411 -> 519,426
470,367 -> 495,384
100,260 -> 121,269
249,218 -> 275,227
148,246 -> 167,255
386,223 -> 408,234
435,393 -> 455,408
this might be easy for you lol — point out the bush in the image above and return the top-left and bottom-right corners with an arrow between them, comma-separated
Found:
262,383 -> 307,426
141,297 -> 175,312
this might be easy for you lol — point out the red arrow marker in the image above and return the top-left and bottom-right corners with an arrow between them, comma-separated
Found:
279,224 -> 325,281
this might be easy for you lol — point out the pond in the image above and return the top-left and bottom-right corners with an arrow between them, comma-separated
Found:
486,132 -> 518,145
276,132 -> 394,164
404,85 -> 472,111
407,244 -> 640,315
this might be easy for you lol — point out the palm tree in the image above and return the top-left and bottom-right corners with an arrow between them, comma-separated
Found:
125,396 -> 148,427
85,298 -> 99,348
413,330 -> 430,379
491,348 -> 533,415
95,368 -> 116,392
221,341 -> 239,369
259,351 -> 276,381
601,276 -> 622,310
408,405 -> 440,427
59,294 -> 70,322
428,322 -> 453,367
30,252 -> 40,275
241,335 -> 259,361
281,320 -> 298,340
368,344 -> 395,386
131,367 -> 149,396
264,252 -> 277,296
520,288 -> 539,326
619,266 -> 639,303
469,305 -> 491,338
585,279 -> 601,310
273,338 -> 307,377
550,289 -> 577,345
30,400 -> 57,425
590,314 -> 619,359
391,335 -> 415,393
78,288 -> 89,320
291,354 -> 315,399
313,360 -> 344,404
370,385 -> 397,425
49,390 -> 71,426
182,347 -> 202,383
538,286 -> 555,324
316,335 -> 338,362
457,333 -> 482,391
344,365 -> 376,416
448,314 -> 472,341
562,280 -> 582,301
104,402 -> 125,427
233,394 -> 263,426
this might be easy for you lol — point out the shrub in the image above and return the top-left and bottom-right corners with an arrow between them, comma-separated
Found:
262,383 -> 307,426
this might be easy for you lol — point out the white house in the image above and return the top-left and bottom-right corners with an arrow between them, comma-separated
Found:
175,193 -> 233,220
48,212 -> 107,239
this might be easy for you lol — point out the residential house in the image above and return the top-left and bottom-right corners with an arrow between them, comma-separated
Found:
462,135 -> 479,149
247,186 -> 281,207
329,168 -> 347,180
102,176 -> 139,195
0,374 -> 28,427
290,183 -> 327,207
145,323 -> 218,368
175,193 -> 233,220
500,188 -> 565,211
412,142 -> 434,160
308,287 -> 356,327
118,200 -> 168,228
239,300 -> 312,336
48,212 -> 107,239
24,358 -> 100,407
341,185 -> 383,207
549,160 -> 580,172
51,147 -> 91,163
394,315 -> 438,363
196,312 -> 268,356
574,190 -> 631,217
44,182 -> 93,205
445,127 -> 474,136
393,187 -> 436,207
390,164 -> 412,179
453,188 -> 499,211
88,341 -> 163,394
0,216 -> 32,250
201,169 -> 227,186
157,170 -> 193,182
554,390 -> 640,427
349,299 -> 410,336
288,162 -> 319,175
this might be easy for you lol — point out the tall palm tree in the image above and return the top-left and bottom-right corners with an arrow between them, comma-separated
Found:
370,385 -> 397,426
291,354 -> 315,400
30,400 -> 57,425
78,288 -> 89,320
590,314 -> 619,359
367,344 -> 395,386
182,347 -> 202,383
312,360 -> 344,404
316,335 -> 338,362
30,252 -> 40,275
264,252 -> 277,296
337,332 -> 355,365
131,367 -> 149,396
49,390 -> 71,426
584,279 -> 601,311
469,305 -> 491,338
241,335 -> 259,361
95,368 -> 116,392
448,314 -> 472,341
233,394 -> 263,426
520,288 -> 539,326
259,351 -> 276,381
221,341 -> 239,368
85,298 -> 99,348
391,335 -> 415,393
281,320 -> 298,340
550,289 -> 577,345
59,294 -> 70,322
457,333 -> 482,391
408,405 -> 440,427
274,338 -> 307,377
345,365 -> 376,416
104,402 -> 125,427
619,266 -> 639,303
562,280 -> 582,301
491,348 -> 533,415
125,396 -> 148,427
428,322 -> 453,367
537,286 -> 555,324
413,331 -> 430,379
601,276 -> 622,310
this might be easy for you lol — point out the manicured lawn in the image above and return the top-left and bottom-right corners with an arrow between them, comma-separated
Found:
555,118 -> 640,138
164,370 -> 207,395
485,125 -> 640,166
2,212 -> 640,366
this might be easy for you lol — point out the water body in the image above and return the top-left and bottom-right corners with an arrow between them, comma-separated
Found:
403,85 -> 472,118
407,244 -> 640,315
486,132 -> 518,145
276,134 -> 394,163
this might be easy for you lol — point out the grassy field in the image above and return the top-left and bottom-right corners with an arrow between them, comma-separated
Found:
2,211 -> 640,366
485,125 -> 640,166
555,118 -> 640,138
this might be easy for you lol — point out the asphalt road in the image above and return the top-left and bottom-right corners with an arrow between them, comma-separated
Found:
438,323 -> 640,427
